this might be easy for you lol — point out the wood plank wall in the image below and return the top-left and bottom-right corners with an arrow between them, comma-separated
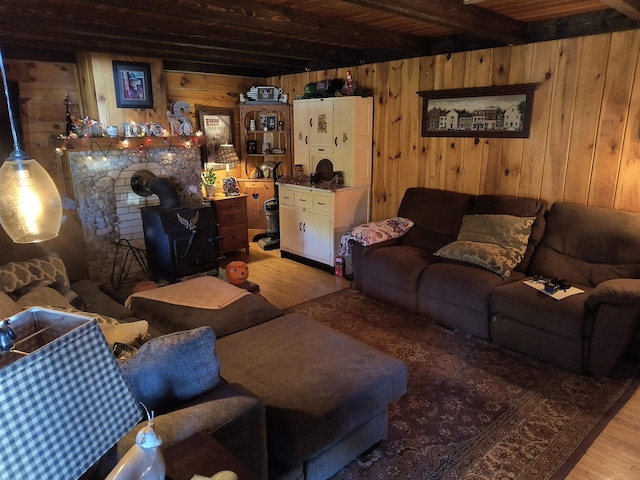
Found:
5,59 -> 80,198
164,70 -> 262,178
4,29 -> 639,222
270,30 -> 640,220
4,58 -> 263,194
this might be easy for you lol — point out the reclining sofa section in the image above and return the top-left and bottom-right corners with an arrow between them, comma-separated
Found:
351,187 -> 640,375
352,187 -> 546,339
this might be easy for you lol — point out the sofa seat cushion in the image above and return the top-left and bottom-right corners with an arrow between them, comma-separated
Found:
420,261 -> 518,313
491,280 -> 591,339
362,245 -> 436,312
216,313 -> 407,469
418,261 -> 521,338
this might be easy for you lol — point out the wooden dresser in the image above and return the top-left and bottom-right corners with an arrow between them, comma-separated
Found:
210,194 -> 249,255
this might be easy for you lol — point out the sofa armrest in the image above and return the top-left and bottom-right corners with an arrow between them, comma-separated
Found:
109,382 -> 267,480
350,238 -> 402,291
585,279 -> 640,375
585,278 -> 640,309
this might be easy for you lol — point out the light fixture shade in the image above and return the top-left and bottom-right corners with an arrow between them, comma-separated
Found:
0,308 -> 141,478
0,155 -> 62,243
205,143 -> 240,170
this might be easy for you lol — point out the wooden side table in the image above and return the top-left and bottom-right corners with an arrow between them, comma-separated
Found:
164,432 -> 257,480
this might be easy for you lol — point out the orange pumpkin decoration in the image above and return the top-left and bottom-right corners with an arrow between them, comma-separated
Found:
225,261 -> 249,285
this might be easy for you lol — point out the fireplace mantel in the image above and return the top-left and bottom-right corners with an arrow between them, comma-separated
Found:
58,135 -> 201,153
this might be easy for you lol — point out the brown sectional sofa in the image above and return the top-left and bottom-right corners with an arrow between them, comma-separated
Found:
351,187 -> 640,375
0,243 -> 407,480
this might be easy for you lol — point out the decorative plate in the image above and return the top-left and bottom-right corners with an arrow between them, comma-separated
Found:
315,158 -> 334,181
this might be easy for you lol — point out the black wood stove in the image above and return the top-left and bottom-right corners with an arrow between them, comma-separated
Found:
132,170 -> 220,283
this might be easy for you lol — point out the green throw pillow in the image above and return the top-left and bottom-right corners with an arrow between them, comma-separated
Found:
435,214 -> 535,278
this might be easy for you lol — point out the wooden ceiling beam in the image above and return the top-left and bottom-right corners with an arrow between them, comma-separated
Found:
21,0 -> 429,55
0,25 -> 308,74
340,0 -> 528,45
0,1 -> 361,66
600,0 -> 640,22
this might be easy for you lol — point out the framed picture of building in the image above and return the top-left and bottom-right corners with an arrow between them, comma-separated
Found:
112,61 -> 154,109
418,83 -> 540,138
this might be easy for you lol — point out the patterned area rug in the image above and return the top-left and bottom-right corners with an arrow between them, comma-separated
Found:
284,288 -> 640,480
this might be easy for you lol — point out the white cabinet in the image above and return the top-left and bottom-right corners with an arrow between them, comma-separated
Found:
279,184 -> 370,267
293,96 -> 373,187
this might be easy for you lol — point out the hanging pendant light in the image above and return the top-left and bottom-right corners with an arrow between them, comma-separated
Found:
0,46 -> 61,243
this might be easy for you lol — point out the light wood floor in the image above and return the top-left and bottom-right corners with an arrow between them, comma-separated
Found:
223,243 -> 640,479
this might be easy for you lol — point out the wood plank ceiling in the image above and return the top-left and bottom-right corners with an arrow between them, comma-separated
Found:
0,0 -> 637,77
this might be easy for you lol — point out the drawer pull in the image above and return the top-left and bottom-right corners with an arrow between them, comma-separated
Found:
299,198 -> 307,202
317,202 -> 326,206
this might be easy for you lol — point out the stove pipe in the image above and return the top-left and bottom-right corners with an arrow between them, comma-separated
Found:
131,170 -> 180,208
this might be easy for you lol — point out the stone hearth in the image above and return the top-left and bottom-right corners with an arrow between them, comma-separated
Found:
64,139 -> 202,284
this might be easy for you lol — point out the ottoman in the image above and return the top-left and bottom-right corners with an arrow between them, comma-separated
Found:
216,312 -> 408,480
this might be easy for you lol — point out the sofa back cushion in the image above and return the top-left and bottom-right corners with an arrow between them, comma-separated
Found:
121,327 -> 221,414
530,203 -> 640,286
472,194 -> 546,272
398,188 -> 475,251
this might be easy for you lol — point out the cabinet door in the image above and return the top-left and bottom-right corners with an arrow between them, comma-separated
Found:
238,181 -> 274,230
279,205 -> 304,256
333,99 -> 355,175
302,210 -> 332,264
308,99 -> 334,146
333,97 -> 373,187
293,101 -> 310,172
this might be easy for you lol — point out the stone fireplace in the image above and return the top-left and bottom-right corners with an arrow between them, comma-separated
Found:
64,138 -> 203,284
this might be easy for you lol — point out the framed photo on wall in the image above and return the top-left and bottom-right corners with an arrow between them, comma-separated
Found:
418,83 -> 540,138
197,108 -> 235,164
112,61 -> 154,108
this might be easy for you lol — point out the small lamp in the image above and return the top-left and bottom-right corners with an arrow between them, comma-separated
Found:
0,46 -> 62,243
0,307 -> 141,478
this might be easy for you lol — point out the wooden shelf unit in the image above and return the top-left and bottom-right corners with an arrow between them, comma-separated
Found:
239,103 -> 292,178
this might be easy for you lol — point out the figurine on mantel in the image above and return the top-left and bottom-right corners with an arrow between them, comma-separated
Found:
167,100 -> 193,135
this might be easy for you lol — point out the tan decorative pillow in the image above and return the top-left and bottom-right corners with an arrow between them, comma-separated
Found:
16,287 -> 72,310
0,291 -> 20,319
435,214 -> 535,278
0,254 -> 70,294
97,320 -> 149,348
